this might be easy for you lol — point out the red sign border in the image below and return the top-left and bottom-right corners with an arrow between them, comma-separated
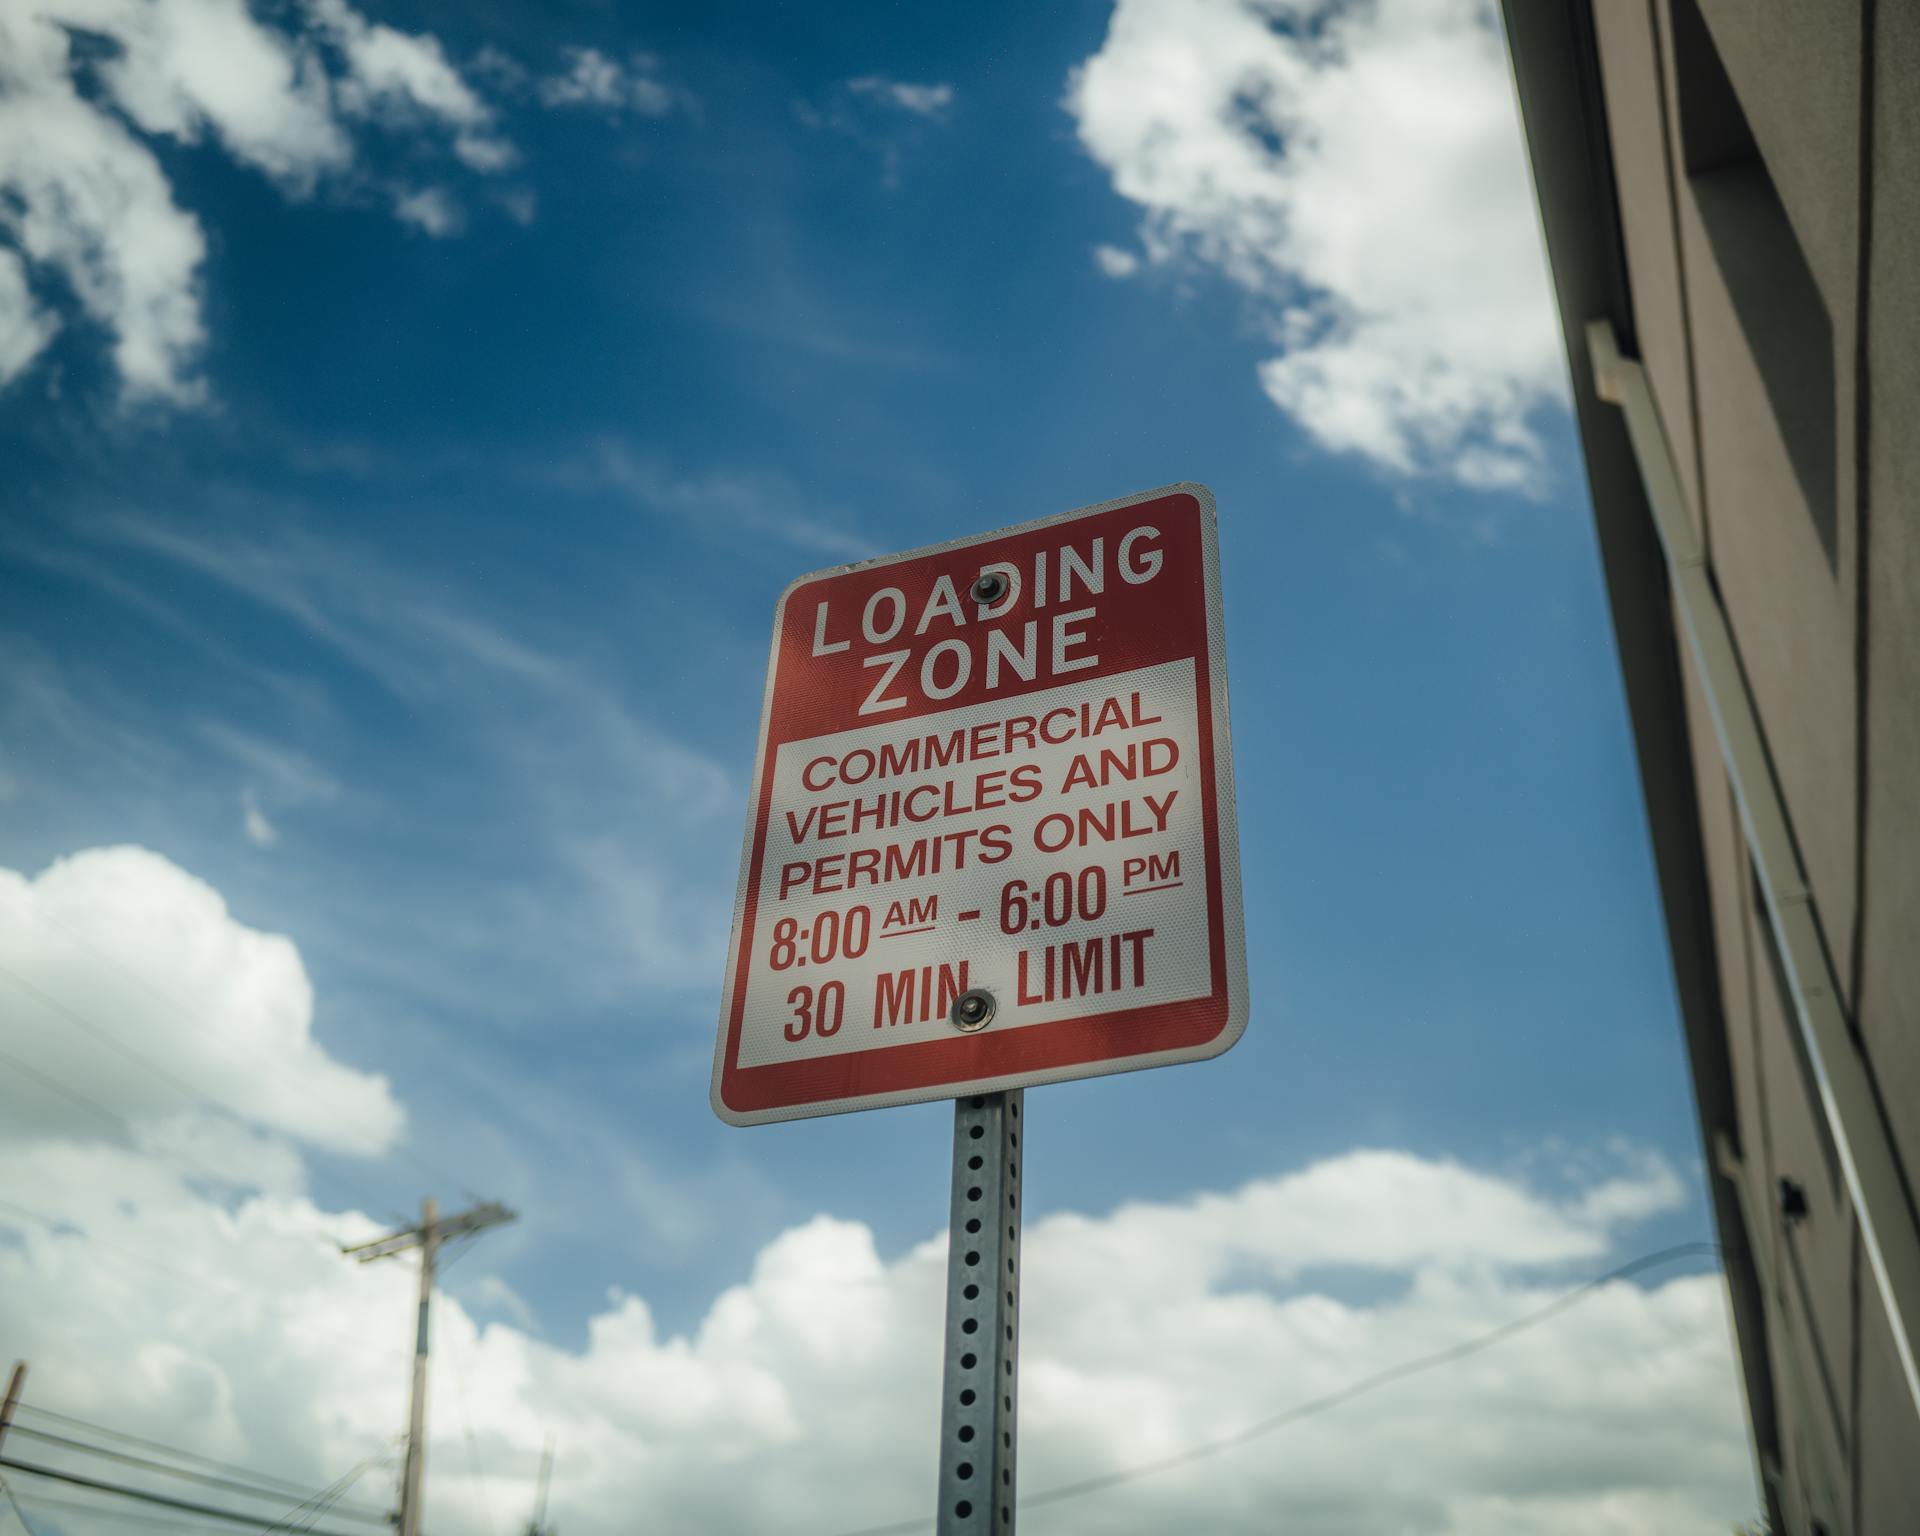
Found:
711,483 -> 1247,1125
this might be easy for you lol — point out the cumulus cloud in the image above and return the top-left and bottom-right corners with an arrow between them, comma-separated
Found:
0,850 -> 1755,1532
0,0 -> 511,403
0,846 -> 403,1159
1093,243 -> 1140,279
846,76 -> 955,118
1065,0 -> 1564,491
0,1139 -> 1755,1534
537,47 -> 675,116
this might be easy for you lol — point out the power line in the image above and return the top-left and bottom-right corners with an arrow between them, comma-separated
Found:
12,1406 -> 388,1520
825,1241 -> 1722,1536
2,1427 -> 387,1526
0,1459 -> 370,1536
0,1045 -> 392,1250
0,962 -> 402,1224
255,1455 -> 391,1536
0,1471 -> 42,1536
0,1199 -> 248,1297
346,1198 -> 519,1536
13,1488 -> 230,1534
0,1044 -> 130,1138
5,893 -> 479,1204
0,962 -> 258,1131
0,1055 -> 398,1259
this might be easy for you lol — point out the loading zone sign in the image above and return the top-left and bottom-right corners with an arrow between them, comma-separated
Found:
710,484 -> 1247,1125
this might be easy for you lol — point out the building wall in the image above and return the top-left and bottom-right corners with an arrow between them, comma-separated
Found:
1590,3 -> 1920,1531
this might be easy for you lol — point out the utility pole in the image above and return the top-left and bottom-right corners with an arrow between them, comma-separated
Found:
523,1436 -> 555,1536
0,1361 -> 25,1456
346,1199 -> 516,1536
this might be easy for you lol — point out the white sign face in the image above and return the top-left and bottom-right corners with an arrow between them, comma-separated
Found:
711,484 -> 1246,1125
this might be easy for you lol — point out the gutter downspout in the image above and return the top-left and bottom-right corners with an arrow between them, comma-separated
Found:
1590,315 -> 1920,1423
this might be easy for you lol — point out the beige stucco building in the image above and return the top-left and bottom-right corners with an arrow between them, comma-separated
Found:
1502,4 -> 1919,1532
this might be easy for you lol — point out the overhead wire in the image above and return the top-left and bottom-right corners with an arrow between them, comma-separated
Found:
11,1488 -> 225,1534
0,1042 -> 364,1242
0,1066 -> 257,1295
0,1043 -> 132,1138
11,1405 -> 390,1521
0,1472 -> 41,1536
825,1240 -> 1723,1536
5,892 -> 480,1204
0,1459 -> 368,1536
0,1426 -> 388,1526
0,962 -> 407,1226
0,961 -> 266,1135
0,1198 -> 248,1297
254,1455 -> 391,1536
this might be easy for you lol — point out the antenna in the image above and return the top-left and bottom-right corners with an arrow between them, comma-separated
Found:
525,1436 -> 555,1536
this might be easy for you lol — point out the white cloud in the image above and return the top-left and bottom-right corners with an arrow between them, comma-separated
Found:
86,0 -> 350,188
0,14 -> 209,403
305,0 -> 512,170
0,246 -> 57,388
0,0 -> 511,403
394,185 -> 464,237
538,47 -> 675,116
1065,0 -> 1563,491
0,853 -> 1756,1531
0,1111 -> 1756,1534
0,846 -> 403,1158
847,76 -> 955,117
1092,243 -> 1140,279
498,186 -> 539,225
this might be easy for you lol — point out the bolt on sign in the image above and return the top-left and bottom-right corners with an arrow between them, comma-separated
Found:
711,484 -> 1247,1125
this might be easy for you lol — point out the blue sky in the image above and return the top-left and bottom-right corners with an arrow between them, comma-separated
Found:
0,3 -> 1753,1532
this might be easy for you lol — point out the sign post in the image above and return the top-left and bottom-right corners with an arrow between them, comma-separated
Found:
937,1090 -> 1021,1534
711,483 -> 1246,1531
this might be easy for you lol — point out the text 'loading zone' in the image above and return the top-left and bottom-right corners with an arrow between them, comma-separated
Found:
712,484 -> 1247,1125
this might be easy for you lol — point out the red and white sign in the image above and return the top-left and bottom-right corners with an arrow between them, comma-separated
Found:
711,484 -> 1246,1125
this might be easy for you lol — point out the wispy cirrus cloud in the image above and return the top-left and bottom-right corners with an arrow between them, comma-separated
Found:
538,47 -> 676,116
796,74 -> 958,185
846,75 -> 954,118
563,438 -> 876,563
54,507 -> 739,1001
470,41 -> 686,120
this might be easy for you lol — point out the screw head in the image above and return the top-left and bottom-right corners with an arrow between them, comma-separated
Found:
971,570 -> 1009,606
950,988 -> 996,1032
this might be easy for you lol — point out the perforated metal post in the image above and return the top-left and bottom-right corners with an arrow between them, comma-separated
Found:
936,1090 -> 1022,1534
